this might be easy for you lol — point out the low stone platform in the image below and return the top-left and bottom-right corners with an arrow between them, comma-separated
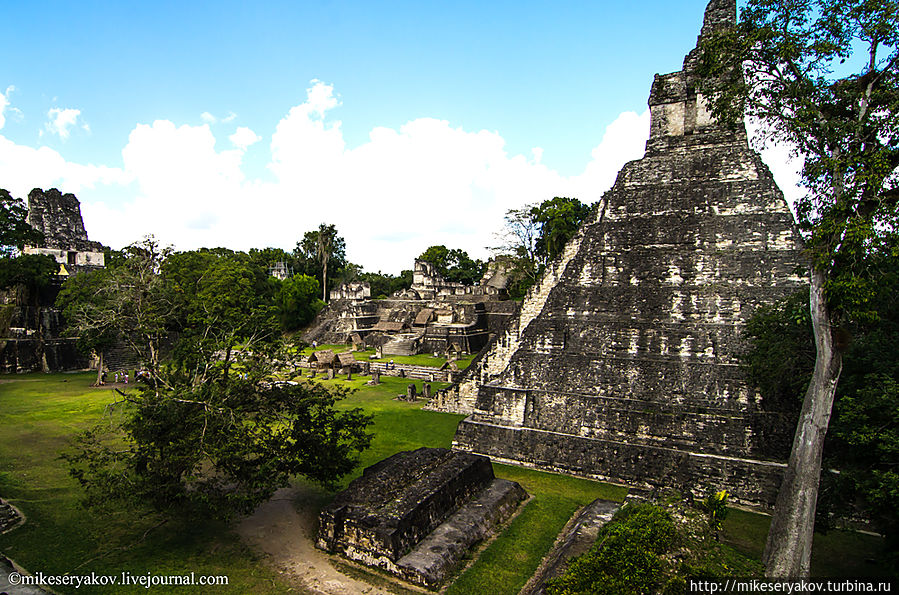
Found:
317,448 -> 527,587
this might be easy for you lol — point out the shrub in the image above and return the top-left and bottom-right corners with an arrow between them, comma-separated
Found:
545,502 -> 677,595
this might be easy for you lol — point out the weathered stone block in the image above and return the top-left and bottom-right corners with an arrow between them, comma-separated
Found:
317,448 -> 494,563
317,448 -> 526,587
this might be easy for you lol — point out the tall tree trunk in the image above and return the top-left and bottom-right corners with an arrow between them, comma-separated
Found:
322,258 -> 328,303
95,351 -> 104,386
763,268 -> 843,577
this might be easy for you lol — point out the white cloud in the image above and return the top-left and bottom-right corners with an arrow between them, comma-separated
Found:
44,107 -> 88,140
201,111 -> 238,125
0,85 -> 12,130
229,126 -> 261,150
0,135 -> 131,199
0,80 -> 654,272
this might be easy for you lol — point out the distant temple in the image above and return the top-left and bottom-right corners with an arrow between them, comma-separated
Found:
0,188 -> 103,372
23,188 -> 105,274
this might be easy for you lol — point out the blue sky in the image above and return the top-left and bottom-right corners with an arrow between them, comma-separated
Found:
0,0 -> 799,273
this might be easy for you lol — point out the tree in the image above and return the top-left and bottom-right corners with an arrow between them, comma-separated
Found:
163,249 -> 283,383
532,197 -> 592,263
417,245 -> 485,286
359,269 -> 413,299
62,242 -> 373,520
0,253 -> 58,291
278,273 -> 324,330
0,189 -> 42,257
56,267 -> 119,385
700,0 -> 899,577
0,188 -> 56,296
64,355 -> 372,519
493,197 -> 592,298
57,237 -> 176,377
248,246 -> 298,275
296,224 -> 346,302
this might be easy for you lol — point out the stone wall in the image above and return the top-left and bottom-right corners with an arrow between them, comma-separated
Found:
0,282 -> 90,373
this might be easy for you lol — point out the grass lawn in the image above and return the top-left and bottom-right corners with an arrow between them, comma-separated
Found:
722,508 -> 890,578
0,371 -> 890,594
0,373 -> 295,594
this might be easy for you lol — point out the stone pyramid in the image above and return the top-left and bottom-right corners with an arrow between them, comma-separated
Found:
433,0 -> 806,506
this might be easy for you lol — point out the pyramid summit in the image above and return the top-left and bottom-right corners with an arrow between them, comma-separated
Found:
431,0 -> 806,506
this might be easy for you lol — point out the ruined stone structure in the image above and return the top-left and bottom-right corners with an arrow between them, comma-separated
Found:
268,261 -> 293,280
329,281 -> 371,301
304,258 -> 518,356
23,188 -> 105,273
432,0 -> 806,507
411,259 -> 506,299
317,448 -> 526,587
0,189 -> 103,372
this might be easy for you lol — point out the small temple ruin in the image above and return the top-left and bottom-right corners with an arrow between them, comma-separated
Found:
430,0 -> 806,507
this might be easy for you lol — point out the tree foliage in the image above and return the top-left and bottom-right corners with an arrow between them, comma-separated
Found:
494,197 -> 592,298
417,245 -> 485,285
0,189 -> 43,257
57,237 -> 174,375
358,269 -> 413,299
0,188 -> 56,291
0,253 -> 58,290
278,273 -> 324,330
56,267 -> 120,384
699,0 -> 898,576
59,238 -> 372,520
533,197 -> 593,262
64,362 -> 372,519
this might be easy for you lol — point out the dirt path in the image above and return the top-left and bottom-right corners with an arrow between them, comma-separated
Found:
236,486 -> 393,595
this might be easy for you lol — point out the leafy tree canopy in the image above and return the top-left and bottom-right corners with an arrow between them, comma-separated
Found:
359,269 -> 413,299
64,360 -> 372,520
533,196 -> 592,262
59,238 -> 372,520
0,189 -> 43,257
493,196 -> 592,298
0,253 -> 58,290
279,273 -> 324,330
417,245 -> 485,286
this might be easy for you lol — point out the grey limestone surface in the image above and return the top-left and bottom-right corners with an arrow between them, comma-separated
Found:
442,0 -> 806,508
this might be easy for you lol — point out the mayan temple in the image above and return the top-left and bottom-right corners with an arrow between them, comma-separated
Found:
431,0 -> 806,506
